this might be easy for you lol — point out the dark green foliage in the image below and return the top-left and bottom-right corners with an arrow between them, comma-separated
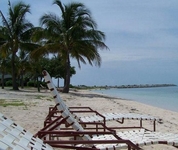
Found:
0,0 -> 107,92
27,81 -> 36,87
33,0 -> 108,93
0,1 -> 39,90
27,80 -> 46,88
69,84 -> 74,88
5,80 -> 12,86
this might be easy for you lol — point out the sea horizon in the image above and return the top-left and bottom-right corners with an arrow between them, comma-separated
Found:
92,86 -> 178,113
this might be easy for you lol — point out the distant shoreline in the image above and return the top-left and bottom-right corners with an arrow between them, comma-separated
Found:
111,83 -> 177,89
77,83 -> 177,89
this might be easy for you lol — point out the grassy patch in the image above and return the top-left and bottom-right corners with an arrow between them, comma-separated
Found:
35,95 -> 46,99
46,98 -> 52,101
0,99 -> 25,107
35,95 -> 53,101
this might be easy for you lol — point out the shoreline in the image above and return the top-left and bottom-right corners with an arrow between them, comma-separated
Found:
77,83 -> 177,89
90,86 -> 178,113
0,88 -> 178,149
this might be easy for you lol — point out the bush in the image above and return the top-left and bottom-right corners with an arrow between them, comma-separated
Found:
27,80 -> 47,88
40,81 -> 47,87
5,80 -> 13,86
27,81 -> 37,87
69,84 -> 74,88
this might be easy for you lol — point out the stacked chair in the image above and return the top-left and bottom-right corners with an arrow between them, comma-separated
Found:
36,70 -> 178,150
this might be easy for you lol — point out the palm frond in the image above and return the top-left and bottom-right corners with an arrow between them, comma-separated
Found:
0,11 -> 12,38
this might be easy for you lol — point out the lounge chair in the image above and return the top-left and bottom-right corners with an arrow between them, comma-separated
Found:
0,112 -> 54,150
43,70 -> 162,131
0,112 -> 103,150
40,70 -> 178,149
69,107 -> 159,131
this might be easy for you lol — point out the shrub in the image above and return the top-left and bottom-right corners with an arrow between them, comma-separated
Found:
40,81 -> 47,87
27,81 -> 36,87
69,84 -> 74,88
5,80 -> 13,86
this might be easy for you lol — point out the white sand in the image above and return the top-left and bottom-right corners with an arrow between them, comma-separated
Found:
0,88 -> 178,150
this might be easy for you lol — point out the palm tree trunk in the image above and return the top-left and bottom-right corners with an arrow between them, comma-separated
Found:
21,70 -> 24,89
37,76 -> 40,92
63,54 -> 70,93
57,78 -> 59,88
12,52 -> 19,90
1,71 -> 4,89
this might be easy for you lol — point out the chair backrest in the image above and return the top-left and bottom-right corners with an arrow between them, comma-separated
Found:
42,70 -> 91,141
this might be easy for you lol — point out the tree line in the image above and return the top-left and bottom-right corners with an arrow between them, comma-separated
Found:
0,0 -> 108,93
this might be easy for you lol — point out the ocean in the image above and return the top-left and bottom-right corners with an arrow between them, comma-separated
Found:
92,86 -> 178,112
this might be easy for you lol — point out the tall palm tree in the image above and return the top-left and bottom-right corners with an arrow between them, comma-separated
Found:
34,0 -> 108,93
0,56 -> 11,89
0,1 -> 36,90
17,49 -> 31,88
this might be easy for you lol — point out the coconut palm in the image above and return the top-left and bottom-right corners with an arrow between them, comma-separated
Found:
0,1 -> 37,90
34,0 -> 108,93
0,55 -> 11,89
16,49 -> 31,89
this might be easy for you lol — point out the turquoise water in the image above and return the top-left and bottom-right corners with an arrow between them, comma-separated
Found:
92,86 -> 178,112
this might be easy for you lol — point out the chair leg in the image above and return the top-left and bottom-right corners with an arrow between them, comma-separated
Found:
140,120 -> 142,128
153,120 -> 156,131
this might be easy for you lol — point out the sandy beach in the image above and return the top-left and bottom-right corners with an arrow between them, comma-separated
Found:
0,88 -> 178,150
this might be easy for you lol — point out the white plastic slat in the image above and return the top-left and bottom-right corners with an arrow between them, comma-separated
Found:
44,70 -> 92,141
13,145 -> 28,150
80,112 -> 159,123
0,140 -> 9,149
0,135 -> 15,148
47,83 -> 53,90
0,113 -> 54,150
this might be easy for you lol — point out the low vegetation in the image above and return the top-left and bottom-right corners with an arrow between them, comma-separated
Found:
0,99 -> 25,107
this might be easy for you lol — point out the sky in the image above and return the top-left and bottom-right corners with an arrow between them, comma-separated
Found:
1,0 -> 178,86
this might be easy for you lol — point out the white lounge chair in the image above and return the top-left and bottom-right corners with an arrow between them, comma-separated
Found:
75,110 -> 159,131
45,71 -> 160,131
92,128 -> 178,149
0,113 -> 54,150
42,70 -> 178,149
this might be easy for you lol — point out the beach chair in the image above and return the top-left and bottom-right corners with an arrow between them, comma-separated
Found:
69,107 -> 159,131
0,112 -> 54,150
0,113 -> 104,150
43,70 -> 160,131
40,70 -> 178,149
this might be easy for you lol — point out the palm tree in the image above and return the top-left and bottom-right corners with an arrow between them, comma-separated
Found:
16,49 -> 31,88
34,0 -> 108,93
0,56 -> 11,89
0,1 -> 36,90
